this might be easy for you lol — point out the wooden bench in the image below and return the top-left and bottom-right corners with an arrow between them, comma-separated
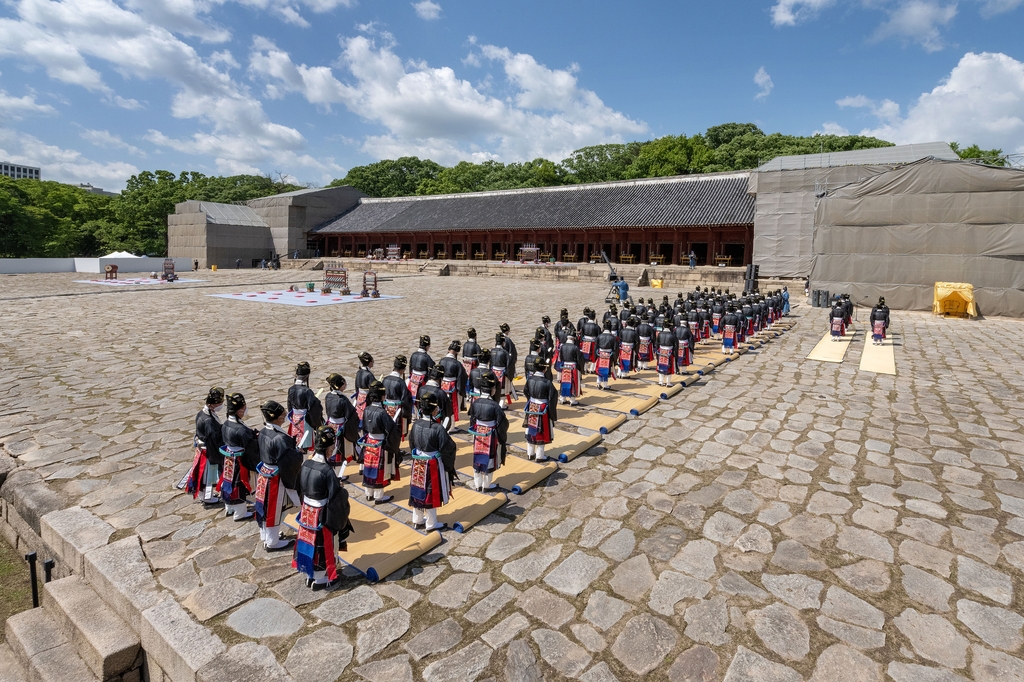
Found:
715,256 -> 732,266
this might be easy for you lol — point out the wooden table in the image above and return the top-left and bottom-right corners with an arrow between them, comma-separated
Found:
650,255 -> 665,265
494,252 -> 506,260
419,251 -> 429,259
474,253 -> 486,260
562,254 -> 577,262
455,252 -> 465,260
619,254 -> 636,264
715,256 -> 732,266
435,252 -> 447,260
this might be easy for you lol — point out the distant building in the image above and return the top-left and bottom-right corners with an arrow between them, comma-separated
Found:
1,162 -> 41,180
74,183 -> 119,197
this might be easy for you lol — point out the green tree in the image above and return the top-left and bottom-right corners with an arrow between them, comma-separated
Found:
706,130 -> 893,172
950,142 -> 1006,166
329,157 -> 443,197
704,123 -> 764,149
624,134 -> 714,178
561,142 -> 647,183
0,178 -> 36,257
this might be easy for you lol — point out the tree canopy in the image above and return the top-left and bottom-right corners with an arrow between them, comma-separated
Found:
0,172 -> 302,258
950,141 -> 1007,166
329,123 -> 896,197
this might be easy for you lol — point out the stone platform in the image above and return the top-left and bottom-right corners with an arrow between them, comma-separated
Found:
1,269 -> 1024,681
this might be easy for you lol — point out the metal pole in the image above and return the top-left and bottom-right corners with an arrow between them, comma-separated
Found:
24,552 -> 39,608
43,559 -> 55,583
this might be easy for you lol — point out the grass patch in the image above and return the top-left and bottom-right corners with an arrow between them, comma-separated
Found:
0,534 -> 35,640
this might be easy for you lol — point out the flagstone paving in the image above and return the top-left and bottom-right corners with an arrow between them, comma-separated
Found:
4,269 -> 1024,680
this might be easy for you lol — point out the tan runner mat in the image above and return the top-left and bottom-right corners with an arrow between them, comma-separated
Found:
506,426 -> 603,463
282,500 -> 442,582
454,441 -> 558,494
807,329 -> 858,363
344,468 -> 508,533
554,405 -> 627,434
578,392 -> 660,415
584,376 -> 683,400
859,335 -> 896,375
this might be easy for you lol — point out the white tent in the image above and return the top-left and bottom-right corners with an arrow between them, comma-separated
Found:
101,251 -> 143,258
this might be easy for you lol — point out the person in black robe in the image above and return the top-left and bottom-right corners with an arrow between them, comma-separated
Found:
721,305 -> 741,353
595,320 -> 619,389
830,300 -> 847,339
557,331 -> 585,405
636,315 -> 655,371
467,372 -> 509,490
538,316 -> 554,356
674,314 -> 695,370
408,335 -> 435,407
869,297 -> 890,345
655,325 -> 679,387
256,400 -> 303,551
499,323 -> 518,372
183,387 -> 224,505
294,426 -> 353,592
524,357 -> 558,462
469,348 -> 493,408
842,294 -> 854,327
354,352 -> 375,423
408,394 -> 458,531
617,317 -> 639,378
577,308 -> 592,334
580,311 -> 601,373
360,380 -> 401,503
462,328 -> 481,396
382,355 -> 414,440
491,334 -> 514,408
287,362 -> 324,452
219,393 -> 260,521
417,364 -> 452,427
438,341 -> 468,427
324,373 -> 360,480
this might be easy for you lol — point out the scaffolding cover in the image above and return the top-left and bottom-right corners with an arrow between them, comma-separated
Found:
810,158 -> 1024,317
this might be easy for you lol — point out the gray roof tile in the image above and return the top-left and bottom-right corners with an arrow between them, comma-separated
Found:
313,173 -> 754,234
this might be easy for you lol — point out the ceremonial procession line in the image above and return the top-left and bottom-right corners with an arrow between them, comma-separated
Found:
305,314 -> 800,584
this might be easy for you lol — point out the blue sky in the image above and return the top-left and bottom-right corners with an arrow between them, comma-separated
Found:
0,0 -> 1021,190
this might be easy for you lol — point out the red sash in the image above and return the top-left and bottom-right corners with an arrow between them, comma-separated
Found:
832,318 -> 844,334
440,378 -> 459,422
355,390 -> 367,420
596,349 -> 612,376
580,339 -> 594,356
723,325 -> 736,343
297,504 -> 321,547
873,321 -> 885,338
407,370 -> 426,397
638,337 -> 651,359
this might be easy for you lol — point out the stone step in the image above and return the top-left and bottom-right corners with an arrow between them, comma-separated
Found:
0,642 -> 28,682
42,576 -> 140,680
5,607 -> 98,682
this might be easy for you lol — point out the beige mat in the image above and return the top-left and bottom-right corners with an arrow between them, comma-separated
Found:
859,336 -> 896,375
282,500 -> 441,582
579,392 -> 660,415
345,467 -> 508,533
807,330 -> 858,363
554,405 -> 627,434
454,441 -> 558,494
588,377 -> 684,399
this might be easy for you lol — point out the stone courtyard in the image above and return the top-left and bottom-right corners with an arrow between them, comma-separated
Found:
3,268 -> 1024,681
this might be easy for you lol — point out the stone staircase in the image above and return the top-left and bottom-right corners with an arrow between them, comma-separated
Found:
4,575 -> 142,682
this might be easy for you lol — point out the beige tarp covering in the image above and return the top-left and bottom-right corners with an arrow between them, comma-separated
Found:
810,159 -> 1024,317
933,282 -> 978,318
750,166 -> 892,278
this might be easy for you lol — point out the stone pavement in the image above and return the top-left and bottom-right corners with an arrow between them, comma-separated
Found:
3,270 -> 1024,681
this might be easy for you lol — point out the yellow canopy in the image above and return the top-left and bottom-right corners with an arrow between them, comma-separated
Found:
932,282 -> 977,318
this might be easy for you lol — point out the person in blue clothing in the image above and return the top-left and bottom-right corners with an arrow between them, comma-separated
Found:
614,277 -> 629,304
782,286 -> 791,316
689,251 -> 696,269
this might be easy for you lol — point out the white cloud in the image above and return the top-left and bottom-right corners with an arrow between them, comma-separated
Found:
0,127 -> 139,187
123,0 -> 231,42
80,129 -> 145,156
977,0 -> 1023,17
846,52 -> 1024,154
214,0 -> 356,27
770,0 -> 835,26
248,35 -> 647,164
838,94 -> 902,124
0,90 -> 56,118
754,66 -> 774,100
873,0 -> 957,52
815,122 -> 851,135
0,0 -> 338,181
413,0 -> 442,20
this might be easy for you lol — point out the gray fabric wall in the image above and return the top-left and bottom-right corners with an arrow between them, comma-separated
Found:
810,159 -> 1024,317
750,166 -> 890,278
